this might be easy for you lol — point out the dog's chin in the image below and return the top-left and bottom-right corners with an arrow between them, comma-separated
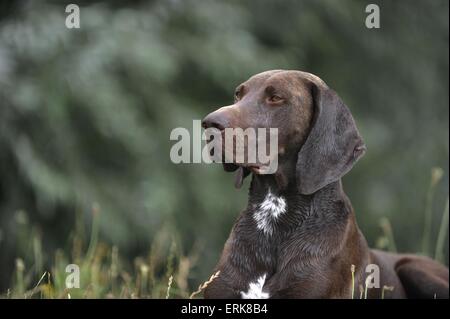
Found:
223,163 -> 277,189
223,160 -> 293,192
222,163 -> 239,172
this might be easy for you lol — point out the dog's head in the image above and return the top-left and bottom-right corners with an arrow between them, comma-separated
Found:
202,70 -> 365,194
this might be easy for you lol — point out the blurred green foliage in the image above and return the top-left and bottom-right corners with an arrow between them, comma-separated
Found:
0,0 -> 448,293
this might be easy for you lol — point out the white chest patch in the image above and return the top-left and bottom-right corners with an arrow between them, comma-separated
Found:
253,190 -> 287,235
240,274 -> 270,299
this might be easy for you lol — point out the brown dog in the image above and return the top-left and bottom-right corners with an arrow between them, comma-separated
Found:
201,70 -> 449,299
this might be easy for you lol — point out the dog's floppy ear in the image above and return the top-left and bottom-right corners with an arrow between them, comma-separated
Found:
296,83 -> 366,195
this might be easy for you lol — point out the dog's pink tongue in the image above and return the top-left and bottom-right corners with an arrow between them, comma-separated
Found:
234,167 -> 244,189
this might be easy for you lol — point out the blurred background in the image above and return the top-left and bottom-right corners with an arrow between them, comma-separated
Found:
0,0 -> 448,297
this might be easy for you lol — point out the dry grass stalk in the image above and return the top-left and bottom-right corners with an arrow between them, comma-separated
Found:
166,275 -> 173,299
189,271 -> 220,299
350,264 -> 356,299
381,285 -> 395,299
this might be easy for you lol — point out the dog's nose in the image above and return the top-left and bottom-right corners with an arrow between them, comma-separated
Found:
202,112 -> 229,131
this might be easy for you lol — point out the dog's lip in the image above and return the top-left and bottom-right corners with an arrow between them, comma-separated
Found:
243,164 -> 272,175
224,162 -> 263,174
205,133 -> 271,174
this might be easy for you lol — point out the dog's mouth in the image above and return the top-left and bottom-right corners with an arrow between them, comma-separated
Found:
223,163 -> 273,189
223,162 -> 264,172
206,135 -> 268,167
206,132 -> 275,188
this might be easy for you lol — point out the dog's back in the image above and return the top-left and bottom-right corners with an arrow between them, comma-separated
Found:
371,249 -> 449,299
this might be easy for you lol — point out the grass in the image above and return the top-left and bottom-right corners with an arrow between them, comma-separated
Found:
422,168 -> 444,255
350,264 -> 355,299
376,167 -> 448,262
189,271 -> 220,299
435,198 -> 449,263
378,217 -> 397,253
2,206 -> 219,299
1,168 -> 448,299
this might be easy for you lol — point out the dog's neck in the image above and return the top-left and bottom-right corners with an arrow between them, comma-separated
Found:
246,173 -> 351,236
248,173 -> 311,209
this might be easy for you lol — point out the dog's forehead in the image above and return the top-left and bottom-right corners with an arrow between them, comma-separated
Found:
239,70 -> 283,88
241,70 -> 326,91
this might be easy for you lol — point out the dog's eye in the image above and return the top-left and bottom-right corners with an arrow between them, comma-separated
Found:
234,88 -> 242,102
268,95 -> 283,103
